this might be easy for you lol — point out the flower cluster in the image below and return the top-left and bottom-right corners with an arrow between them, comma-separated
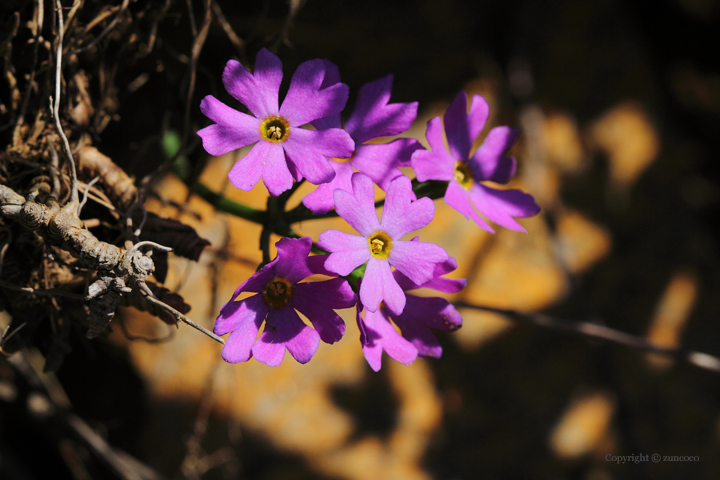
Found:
200,49 -> 540,369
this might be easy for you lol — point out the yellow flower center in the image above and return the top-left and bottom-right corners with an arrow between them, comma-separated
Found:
260,116 -> 290,143
454,161 -> 474,189
262,276 -> 294,308
368,231 -> 392,259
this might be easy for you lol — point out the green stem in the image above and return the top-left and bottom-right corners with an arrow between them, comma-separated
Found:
182,177 -> 267,224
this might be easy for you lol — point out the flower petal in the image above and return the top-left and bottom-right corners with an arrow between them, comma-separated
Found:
389,240 -> 448,288
421,272 -> 467,293
361,258 -> 405,315
469,126 -> 518,183
351,139 -> 423,190
220,310 -> 265,364
278,308 -> 321,364
274,236 -> 313,283
444,178 -> 495,233
301,159 -> 354,214
222,49 -> 282,119
283,127 -> 354,185
391,295 -> 462,358
393,254 -> 466,293
214,293 -> 268,336
359,307 -> 418,371
380,176 -> 435,239
251,326 -> 286,367
293,279 -> 355,344
317,230 -> 370,275
227,258 -> 278,299
411,117 -> 455,182
467,94 -> 490,146
468,184 -> 540,233
306,254 -> 336,277
444,91 -> 473,160
198,96 -> 261,156
252,308 -> 319,365
227,141 -> 292,195
222,322 -> 262,363
345,75 -> 418,144
280,59 -> 349,126
311,59 -> 344,131
331,173 -> 380,237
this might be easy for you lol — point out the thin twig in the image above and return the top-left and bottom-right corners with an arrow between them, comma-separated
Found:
66,414 -> 164,480
0,279 -> 84,300
271,0 -> 305,50
51,0 -> 79,206
133,206 -> 148,237
137,280 -> 225,345
0,322 -> 26,350
454,301 -> 720,373
183,0 -> 211,149
0,228 -> 12,278
145,0 -> 172,54
68,0 -> 130,55
82,191 -> 117,212
186,0 -> 198,37
64,0 -> 83,31
77,176 -> 100,216
12,0 -> 42,133
211,0 -> 244,55
75,182 -> 117,212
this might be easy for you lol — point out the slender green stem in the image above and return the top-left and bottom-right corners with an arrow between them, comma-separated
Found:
186,179 -> 266,224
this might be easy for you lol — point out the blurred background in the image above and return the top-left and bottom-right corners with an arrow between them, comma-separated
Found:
2,0 -> 720,479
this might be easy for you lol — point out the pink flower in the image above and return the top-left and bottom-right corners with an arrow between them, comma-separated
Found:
411,91 -> 540,233
302,62 -> 422,213
197,49 -> 355,196
214,237 -> 356,366
317,173 -> 448,315
357,256 -> 465,371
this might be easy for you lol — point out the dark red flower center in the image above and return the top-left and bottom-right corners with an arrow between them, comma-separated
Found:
262,276 -> 293,308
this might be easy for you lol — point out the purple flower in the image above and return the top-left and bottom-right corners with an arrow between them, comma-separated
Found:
411,91 -> 540,233
357,256 -> 465,371
197,49 -> 355,196
214,237 -> 357,366
302,64 -> 422,213
317,172 -> 448,315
